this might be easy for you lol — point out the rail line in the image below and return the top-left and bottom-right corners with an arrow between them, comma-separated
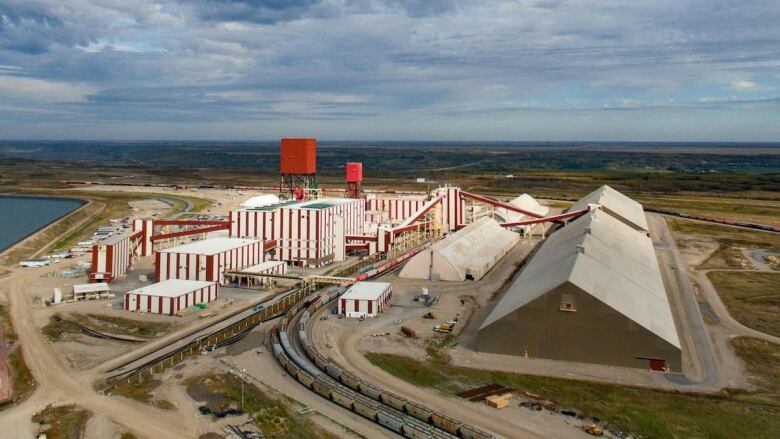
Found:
271,286 -> 494,439
103,286 -> 309,385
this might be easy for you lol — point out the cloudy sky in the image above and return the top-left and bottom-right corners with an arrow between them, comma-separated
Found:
0,0 -> 778,141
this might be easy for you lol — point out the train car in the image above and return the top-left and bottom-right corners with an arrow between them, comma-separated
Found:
431,412 -> 462,435
304,342 -> 317,361
404,401 -> 434,423
459,424 -> 495,439
340,371 -> 361,391
377,410 -> 405,434
403,422 -> 435,439
271,343 -> 283,358
298,370 -> 315,389
325,363 -> 342,381
381,390 -> 407,412
304,295 -> 321,308
353,397 -> 380,421
358,381 -> 383,401
313,353 -> 329,370
278,350 -> 290,368
312,378 -> 333,399
332,388 -> 356,410
299,331 -> 309,349
285,358 -> 301,377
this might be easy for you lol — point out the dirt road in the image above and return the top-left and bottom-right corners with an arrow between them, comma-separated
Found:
0,266 -> 196,438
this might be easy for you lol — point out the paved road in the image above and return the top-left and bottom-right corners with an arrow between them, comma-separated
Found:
648,213 -> 720,389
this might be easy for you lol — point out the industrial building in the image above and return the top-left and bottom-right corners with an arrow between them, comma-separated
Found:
155,237 -> 267,284
72,283 -> 112,301
228,260 -> 287,287
567,185 -> 648,232
90,233 -> 132,282
366,194 -> 428,222
399,217 -> 520,281
20,258 -> 50,268
338,281 -> 392,318
229,197 -> 364,267
124,279 -> 219,315
476,206 -> 681,371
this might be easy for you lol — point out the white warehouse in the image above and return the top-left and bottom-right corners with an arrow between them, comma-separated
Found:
155,237 -> 267,285
338,282 -> 392,318
124,279 -> 219,316
399,217 -> 520,281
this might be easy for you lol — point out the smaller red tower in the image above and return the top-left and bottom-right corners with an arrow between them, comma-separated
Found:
345,162 -> 363,198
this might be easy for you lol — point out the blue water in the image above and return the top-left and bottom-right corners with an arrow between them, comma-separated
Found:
0,196 -> 84,252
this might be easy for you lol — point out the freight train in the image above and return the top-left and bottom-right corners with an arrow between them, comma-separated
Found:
271,287 -> 494,439
645,208 -> 779,232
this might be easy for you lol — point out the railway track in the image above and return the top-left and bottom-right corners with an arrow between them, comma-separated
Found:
272,286 -> 494,439
103,285 -> 309,384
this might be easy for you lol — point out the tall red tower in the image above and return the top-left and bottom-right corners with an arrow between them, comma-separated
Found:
345,162 -> 363,198
279,138 -> 317,200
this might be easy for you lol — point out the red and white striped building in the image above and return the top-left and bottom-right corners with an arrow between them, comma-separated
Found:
366,195 -> 427,222
432,186 -> 465,232
132,219 -> 154,257
229,198 -> 364,267
338,281 -> 392,318
124,279 -> 218,316
90,233 -> 132,283
367,187 -> 464,232
155,237 -> 266,284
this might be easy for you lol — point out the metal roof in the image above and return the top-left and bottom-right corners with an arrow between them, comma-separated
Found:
480,209 -> 680,348
241,260 -> 286,273
342,281 -> 391,301
73,283 -> 110,294
496,193 -> 550,222
99,232 -> 129,246
240,194 -> 280,208
159,237 -> 261,255
125,279 -> 216,298
434,217 -> 520,278
567,185 -> 648,231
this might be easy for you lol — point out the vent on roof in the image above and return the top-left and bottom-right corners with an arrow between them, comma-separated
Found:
584,226 -> 591,234
576,244 -> 585,254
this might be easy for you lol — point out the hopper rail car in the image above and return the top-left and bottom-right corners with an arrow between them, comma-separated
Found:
271,286 -> 494,439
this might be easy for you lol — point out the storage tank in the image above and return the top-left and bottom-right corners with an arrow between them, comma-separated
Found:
280,138 -> 317,174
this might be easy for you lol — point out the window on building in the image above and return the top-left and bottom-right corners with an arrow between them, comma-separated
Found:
559,294 -> 577,312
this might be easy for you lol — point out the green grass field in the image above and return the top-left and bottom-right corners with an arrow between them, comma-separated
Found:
186,373 -> 339,439
366,337 -> 780,439
669,218 -> 780,270
112,377 -> 173,410
0,304 -> 36,409
31,404 -> 91,439
707,272 -> 780,338
42,313 -> 175,342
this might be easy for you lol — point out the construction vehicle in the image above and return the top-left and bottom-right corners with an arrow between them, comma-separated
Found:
582,424 -> 604,437
433,322 -> 453,333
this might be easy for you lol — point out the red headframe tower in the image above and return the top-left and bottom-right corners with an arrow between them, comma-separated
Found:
279,138 -> 317,201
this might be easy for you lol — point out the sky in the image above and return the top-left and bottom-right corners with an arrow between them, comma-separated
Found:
0,0 -> 778,141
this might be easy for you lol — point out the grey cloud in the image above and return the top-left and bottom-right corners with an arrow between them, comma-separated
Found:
0,0 -> 778,140
191,0 -> 321,24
